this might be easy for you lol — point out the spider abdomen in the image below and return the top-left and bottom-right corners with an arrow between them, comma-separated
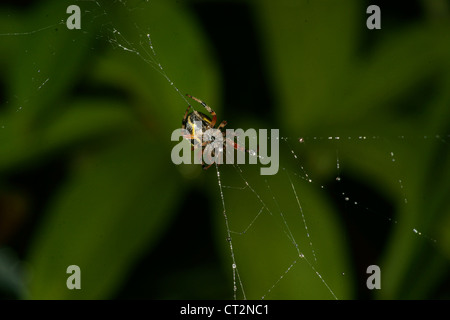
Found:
184,111 -> 212,146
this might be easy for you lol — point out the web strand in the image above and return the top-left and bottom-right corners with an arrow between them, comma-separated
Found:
215,164 -> 246,300
3,1 -> 446,299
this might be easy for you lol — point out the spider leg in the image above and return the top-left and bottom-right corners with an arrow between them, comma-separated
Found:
202,139 -> 223,170
217,120 -> 227,130
225,138 -> 258,156
186,94 -> 217,128
203,145 -> 224,170
202,144 -> 213,170
195,146 -> 203,163
225,138 -> 245,153
182,133 -> 202,148
202,163 -> 213,170
181,105 -> 192,129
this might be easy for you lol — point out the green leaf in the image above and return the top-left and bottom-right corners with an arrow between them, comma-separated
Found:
91,0 -> 221,136
27,138 -> 180,299
253,0 -> 450,300
254,0 -> 359,133
0,99 -> 137,173
9,1 -> 95,120
213,164 -> 353,299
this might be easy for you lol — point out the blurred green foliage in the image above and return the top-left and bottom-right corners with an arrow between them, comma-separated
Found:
0,0 -> 449,299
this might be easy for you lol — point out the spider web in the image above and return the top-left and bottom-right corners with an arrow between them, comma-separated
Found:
214,134 -> 447,299
1,0 -> 449,300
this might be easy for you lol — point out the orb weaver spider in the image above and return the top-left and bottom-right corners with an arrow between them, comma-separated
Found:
181,94 -> 252,170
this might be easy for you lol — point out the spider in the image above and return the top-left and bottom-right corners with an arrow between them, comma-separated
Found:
181,94 -> 251,170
